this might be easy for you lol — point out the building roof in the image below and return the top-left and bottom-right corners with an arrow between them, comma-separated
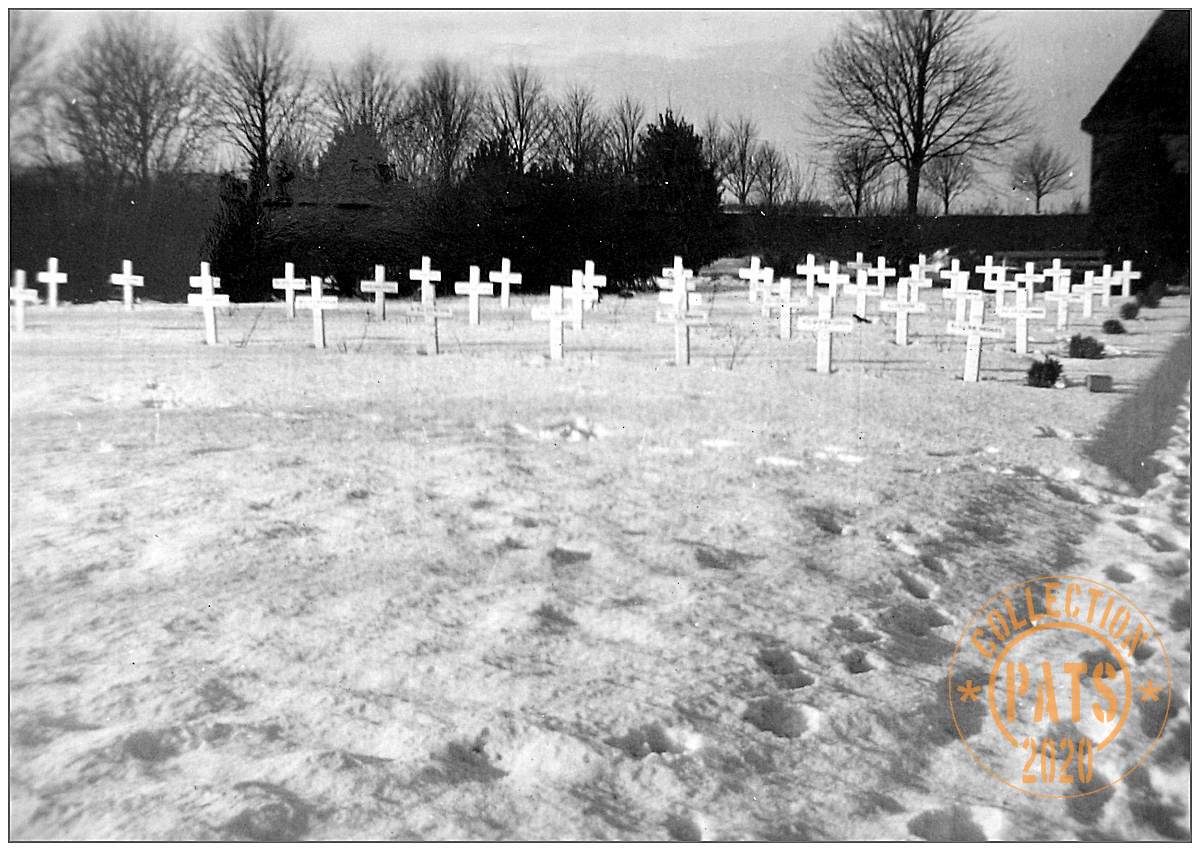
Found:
1081,10 -> 1190,135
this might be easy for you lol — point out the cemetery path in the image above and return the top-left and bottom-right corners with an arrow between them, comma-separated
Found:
8,291 -> 1190,840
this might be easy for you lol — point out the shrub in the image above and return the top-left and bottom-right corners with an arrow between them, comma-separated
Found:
1027,357 -> 1063,388
1119,301 -> 1140,320
1102,319 -> 1126,334
1136,282 -> 1162,308
1068,334 -> 1106,359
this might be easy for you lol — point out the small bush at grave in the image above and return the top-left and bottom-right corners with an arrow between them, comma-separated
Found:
1068,334 -> 1106,359
1102,319 -> 1126,334
1119,301 -> 1140,320
1136,282 -> 1163,309
1027,357 -> 1063,388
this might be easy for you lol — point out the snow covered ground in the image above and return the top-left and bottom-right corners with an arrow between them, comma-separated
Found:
8,273 -> 1191,840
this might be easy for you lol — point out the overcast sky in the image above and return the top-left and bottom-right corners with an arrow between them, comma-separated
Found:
36,8 -> 1162,212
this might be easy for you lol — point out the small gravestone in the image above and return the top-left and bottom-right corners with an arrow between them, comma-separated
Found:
454,265 -> 494,326
187,262 -> 228,345
795,254 -> 823,299
879,277 -> 928,346
409,256 -> 442,303
531,285 -> 572,360
1072,271 -> 1105,318
405,281 -> 451,355
109,259 -> 144,311
996,286 -> 1045,355
948,296 -> 1005,382
865,256 -> 896,298
295,275 -> 338,349
1041,268 -> 1075,332
489,257 -> 523,309
360,264 -> 398,320
37,257 -> 67,309
739,256 -> 768,304
10,270 -> 38,332
1085,374 -> 1114,393
272,262 -> 307,318
1113,260 -> 1141,297
817,260 -> 851,302
776,277 -> 807,340
796,294 -> 852,374
939,259 -> 979,324
656,267 -> 710,366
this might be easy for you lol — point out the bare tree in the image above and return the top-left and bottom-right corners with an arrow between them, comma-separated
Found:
753,142 -> 791,208
922,153 -> 976,215
816,10 -> 1026,215
486,64 -> 552,172
1011,140 -> 1075,213
410,59 -> 481,183
700,113 -> 733,196
322,49 -> 404,141
724,116 -> 760,206
610,94 -> 646,176
9,10 -> 56,162
548,85 -> 609,175
830,140 -> 888,216
784,155 -> 826,211
59,14 -> 210,186
210,10 -> 311,193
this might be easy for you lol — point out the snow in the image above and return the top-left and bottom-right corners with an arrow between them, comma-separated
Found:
8,279 -> 1191,840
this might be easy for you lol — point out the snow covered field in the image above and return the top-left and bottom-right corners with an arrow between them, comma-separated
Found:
8,272 -> 1191,840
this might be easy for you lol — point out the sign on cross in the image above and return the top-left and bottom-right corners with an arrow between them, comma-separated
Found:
272,262 -> 307,318
409,256 -> 442,304
1113,260 -> 1142,297
489,257 -> 523,309
948,297 -> 1006,383
110,259 -> 144,311
795,254 -> 823,299
817,260 -> 851,302
295,275 -> 339,349
187,261 -> 228,345
879,277 -> 929,346
454,265 -> 494,326
37,257 -> 67,309
656,268 -> 710,366
531,285 -> 572,360
996,285 -> 1045,355
10,270 -> 39,332
360,265 -> 398,320
796,294 -> 853,374
939,259 -> 980,324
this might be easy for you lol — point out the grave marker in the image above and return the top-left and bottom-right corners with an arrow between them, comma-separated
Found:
406,281 -> 451,354
531,285 -> 572,360
1012,262 -> 1044,309
756,265 -> 777,317
817,260 -> 851,302
996,286 -> 1045,355
409,256 -> 442,304
909,253 -> 938,282
37,257 -> 67,309
360,264 -> 398,320
187,262 -> 228,346
272,262 -> 307,318
454,265 -> 494,326
1113,260 -> 1142,297
10,270 -> 38,332
1092,264 -> 1118,308
879,277 -> 929,346
1072,270 -> 1105,318
580,260 -> 608,310
776,277 -> 807,340
983,258 -> 1020,313
845,268 -> 878,318
940,259 -> 982,324
795,254 -> 823,299
948,297 -> 1005,382
1041,258 -> 1072,295
739,256 -> 768,303
656,269 -> 710,366
864,256 -> 896,298
1041,268 -> 1075,332
974,255 -> 1008,290
795,294 -> 853,374
565,269 -> 599,331
295,275 -> 338,349
489,258 -> 523,309
109,259 -> 144,311
846,251 -> 870,275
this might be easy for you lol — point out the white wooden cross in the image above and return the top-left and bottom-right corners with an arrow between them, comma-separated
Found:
776,277 -> 808,341
795,254 -> 823,299
864,256 -> 895,299
909,253 -> 938,283
1041,268 -> 1075,332
37,257 -> 67,309
1092,263 -> 1118,308
1012,262 -> 1044,309
1041,258 -> 1072,296
756,265 -> 777,317
846,251 -> 870,275
845,268 -> 877,318
272,262 -> 307,318
10,270 -> 39,332
454,265 -> 494,326
739,256 -> 768,304
817,259 -> 851,302
948,296 -> 1006,383
1071,271 -> 1106,319
879,277 -> 929,346
564,269 -> 598,331
980,256 -> 1019,313
580,260 -> 607,311
360,264 -> 398,320
1113,260 -> 1141,297
187,261 -> 228,346
656,270 -> 710,366
406,299 -> 452,355
996,285 -> 1046,356
531,285 -> 572,360
109,259 -> 144,312
796,294 -> 853,374
940,259 -> 982,324
489,257 -> 523,309
409,256 -> 442,304
295,275 -> 338,349
974,254 -> 1008,288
